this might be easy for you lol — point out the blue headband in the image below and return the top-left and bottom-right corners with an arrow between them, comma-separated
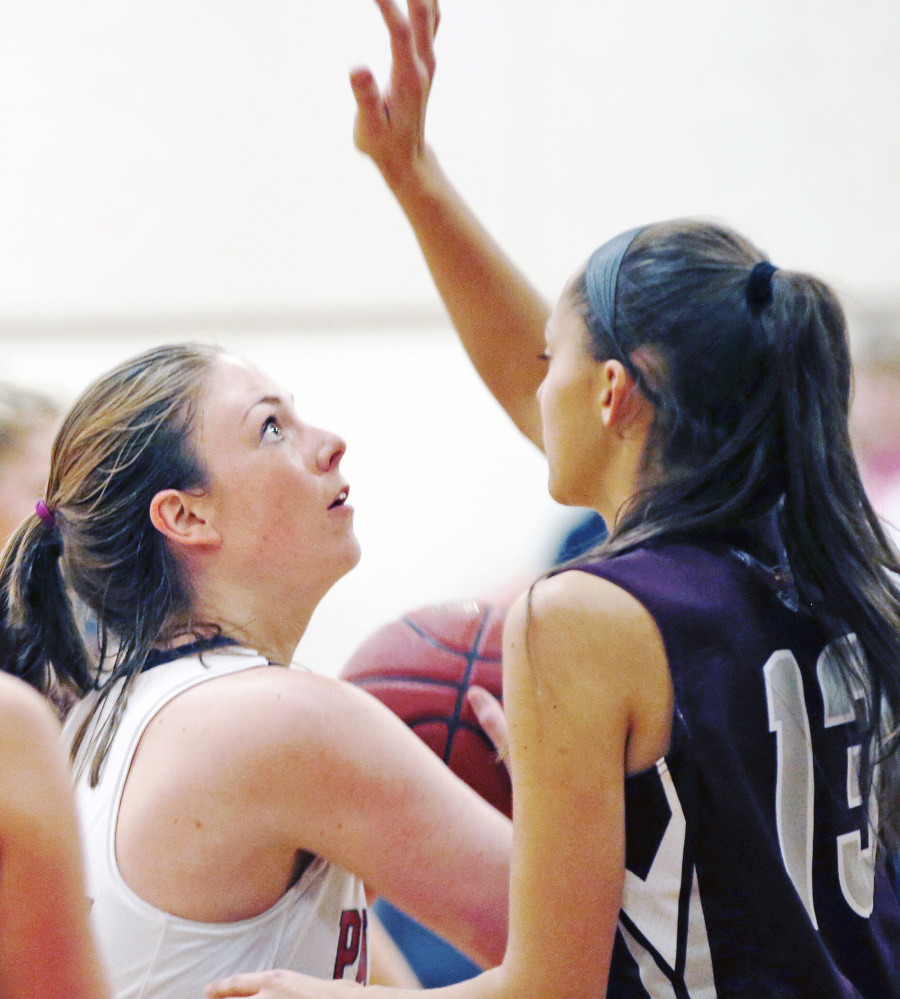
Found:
584,225 -> 644,371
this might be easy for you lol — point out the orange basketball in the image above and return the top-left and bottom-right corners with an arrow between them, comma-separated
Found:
341,601 -> 511,818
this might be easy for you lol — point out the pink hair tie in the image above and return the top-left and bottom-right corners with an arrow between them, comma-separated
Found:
35,500 -> 56,528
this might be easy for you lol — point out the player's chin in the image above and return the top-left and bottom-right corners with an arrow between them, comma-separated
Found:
339,534 -> 363,573
546,473 -> 578,507
319,536 -> 362,593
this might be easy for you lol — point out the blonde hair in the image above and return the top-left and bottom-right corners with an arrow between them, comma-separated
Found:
0,343 -> 223,782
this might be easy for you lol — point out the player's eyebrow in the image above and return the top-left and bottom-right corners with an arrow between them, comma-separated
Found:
243,395 -> 287,421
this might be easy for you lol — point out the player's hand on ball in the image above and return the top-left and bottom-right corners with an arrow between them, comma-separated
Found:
468,685 -> 509,771
350,0 -> 439,186
206,970 -> 364,999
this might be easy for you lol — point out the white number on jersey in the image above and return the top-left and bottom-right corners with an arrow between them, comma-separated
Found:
763,638 -> 876,929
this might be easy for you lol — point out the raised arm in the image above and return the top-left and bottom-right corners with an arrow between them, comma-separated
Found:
0,675 -> 109,999
352,0 -> 549,448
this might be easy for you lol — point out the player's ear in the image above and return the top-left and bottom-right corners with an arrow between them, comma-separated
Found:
598,360 -> 632,428
149,489 -> 220,549
598,359 -> 652,435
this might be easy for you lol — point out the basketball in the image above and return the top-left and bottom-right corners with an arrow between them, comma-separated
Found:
341,600 -> 511,818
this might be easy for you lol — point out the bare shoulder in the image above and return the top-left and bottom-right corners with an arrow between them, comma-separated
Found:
525,563 -> 660,627
139,662 -> 419,797
0,674 -> 76,831
0,674 -> 63,783
0,673 -> 60,744
151,663 -> 390,747
504,568 -> 665,686
123,662 -> 424,864
504,568 -> 673,773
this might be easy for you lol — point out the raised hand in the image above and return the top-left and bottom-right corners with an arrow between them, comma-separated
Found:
350,0 -> 440,186
348,0 -> 550,448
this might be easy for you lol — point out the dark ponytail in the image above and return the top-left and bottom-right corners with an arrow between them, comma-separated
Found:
768,271 -> 900,828
0,516 -> 94,698
569,218 -> 900,842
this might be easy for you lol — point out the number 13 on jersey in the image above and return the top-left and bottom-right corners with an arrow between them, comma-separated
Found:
764,636 -> 877,928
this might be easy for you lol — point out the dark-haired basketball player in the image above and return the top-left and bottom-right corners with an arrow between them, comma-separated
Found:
206,1 -> 900,997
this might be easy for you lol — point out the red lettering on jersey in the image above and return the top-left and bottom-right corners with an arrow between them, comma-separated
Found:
356,910 -> 368,983
333,909 -> 368,981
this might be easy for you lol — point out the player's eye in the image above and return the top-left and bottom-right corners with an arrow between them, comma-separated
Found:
539,351 -> 551,362
261,415 -> 282,441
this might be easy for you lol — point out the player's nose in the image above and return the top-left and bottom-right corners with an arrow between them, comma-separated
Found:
316,430 -> 347,473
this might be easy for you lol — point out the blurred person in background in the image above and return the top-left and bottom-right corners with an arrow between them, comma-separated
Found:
0,381 -> 59,548
851,330 -> 900,543
850,329 -> 900,896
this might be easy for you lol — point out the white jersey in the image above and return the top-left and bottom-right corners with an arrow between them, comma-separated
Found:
62,647 -> 368,999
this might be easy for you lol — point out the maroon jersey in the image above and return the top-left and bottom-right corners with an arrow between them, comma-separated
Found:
574,535 -> 900,998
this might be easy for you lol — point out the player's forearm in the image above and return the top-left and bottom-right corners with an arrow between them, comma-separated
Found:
383,147 -> 549,446
366,913 -> 421,988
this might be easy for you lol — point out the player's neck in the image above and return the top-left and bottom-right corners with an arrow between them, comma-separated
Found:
190,586 -> 314,667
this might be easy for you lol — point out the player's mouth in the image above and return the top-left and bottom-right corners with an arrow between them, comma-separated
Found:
329,486 -> 350,510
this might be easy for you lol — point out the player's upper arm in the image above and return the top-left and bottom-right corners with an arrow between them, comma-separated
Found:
495,570 -> 672,998
232,669 -> 512,970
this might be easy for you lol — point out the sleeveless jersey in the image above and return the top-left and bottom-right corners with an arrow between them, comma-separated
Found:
62,648 -> 368,999
573,537 -> 900,998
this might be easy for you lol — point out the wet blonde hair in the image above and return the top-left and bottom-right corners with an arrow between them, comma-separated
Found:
0,343 -> 223,782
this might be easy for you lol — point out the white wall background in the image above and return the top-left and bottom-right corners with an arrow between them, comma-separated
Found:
1,0 -> 899,673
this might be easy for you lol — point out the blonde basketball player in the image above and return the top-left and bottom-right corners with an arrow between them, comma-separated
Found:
0,345 -> 510,998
